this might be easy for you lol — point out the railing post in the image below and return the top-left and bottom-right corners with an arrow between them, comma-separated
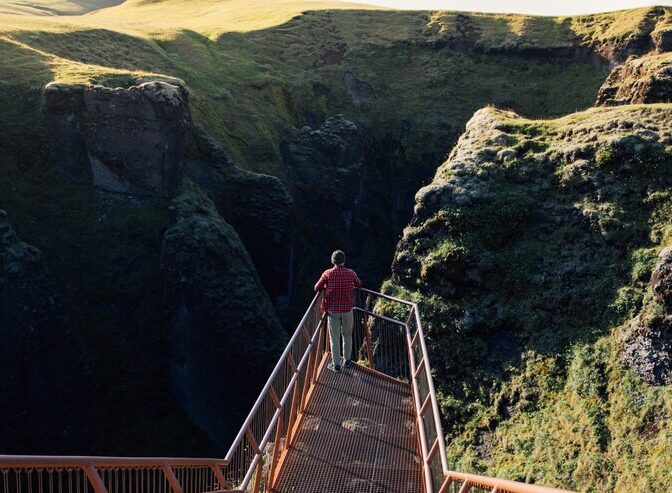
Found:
83,465 -> 107,493
300,348 -> 315,412
285,379 -> 301,447
314,315 -> 327,383
362,294 -> 374,368
267,413 -> 284,489
459,480 -> 472,493
252,459 -> 263,493
439,477 -> 453,493
210,465 -> 230,490
161,464 -> 183,493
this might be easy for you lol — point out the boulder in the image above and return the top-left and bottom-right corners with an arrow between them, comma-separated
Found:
620,248 -> 672,385
620,315 -> 672,385
44,80 -> 190,197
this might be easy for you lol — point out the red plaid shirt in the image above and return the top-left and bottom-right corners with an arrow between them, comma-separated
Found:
314,265 -> 361,313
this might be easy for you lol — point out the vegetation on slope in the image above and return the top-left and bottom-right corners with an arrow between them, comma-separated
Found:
3,0 -> 672,477
3,2 -> 658,315
386,104 -> 672,491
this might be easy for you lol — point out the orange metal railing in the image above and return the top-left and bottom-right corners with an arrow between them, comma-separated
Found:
1,288 -> 576,493
353,288 -> 576,493
221,291 -> 327,491
0,456 -> 229,493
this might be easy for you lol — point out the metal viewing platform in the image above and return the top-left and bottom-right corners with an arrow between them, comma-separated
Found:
1,289 -> 574,493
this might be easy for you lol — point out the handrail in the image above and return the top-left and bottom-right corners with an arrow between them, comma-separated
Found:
1,288 -> 576,493
0,456 -> 230,493
224,292 -> 321,462
358,290 -> 574,493
413,303 -> 450,475
358,286 -> 416,306
221,290 -> 328,491
353,306 -> 407,326
0,456 -> 228,468
442,471 -> 577,493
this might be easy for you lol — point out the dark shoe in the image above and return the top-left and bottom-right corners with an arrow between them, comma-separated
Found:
343,359 -> 352,368
328,362 -> 342,373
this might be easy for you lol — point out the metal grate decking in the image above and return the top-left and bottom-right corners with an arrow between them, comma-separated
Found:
273,362 -> 422,493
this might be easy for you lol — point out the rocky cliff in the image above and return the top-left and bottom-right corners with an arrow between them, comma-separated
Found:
0,210 -> 94,453
44,80 -> 190,198
386,102 -> 672,489
0,79 -> 292,455
161,183 -> 286,448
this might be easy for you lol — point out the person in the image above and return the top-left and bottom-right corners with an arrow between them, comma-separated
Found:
314,250 -> 362,373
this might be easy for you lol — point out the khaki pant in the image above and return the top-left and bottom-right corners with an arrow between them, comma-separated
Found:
327,309 -> 354,366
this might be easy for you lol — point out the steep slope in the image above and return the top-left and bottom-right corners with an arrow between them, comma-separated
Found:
0,0 -> 121,16
0,211 -> 95,453
2,0 -> 672,460
386,104 -> 672,491
6,4 -> 670,317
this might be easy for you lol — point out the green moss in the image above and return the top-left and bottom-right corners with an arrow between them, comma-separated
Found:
389,103 -> 672,490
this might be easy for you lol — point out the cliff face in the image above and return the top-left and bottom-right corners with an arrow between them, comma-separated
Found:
595,13 -> 672,106
161,184 -> 286,448
43,81 -> 190,198
0,210 -> 94,453
387,104 -> 672,489
0,79 -> 292,455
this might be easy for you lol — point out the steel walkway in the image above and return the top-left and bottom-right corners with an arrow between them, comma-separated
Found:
1,288 -> 576,493
274,362 -> 421,493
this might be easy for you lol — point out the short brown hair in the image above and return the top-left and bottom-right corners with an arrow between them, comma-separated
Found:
331,250 -> 346,265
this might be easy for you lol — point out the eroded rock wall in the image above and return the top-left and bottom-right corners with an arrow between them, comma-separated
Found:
0,210 -> 94,453
44,80 -> 190,197
160,183 -> 287,448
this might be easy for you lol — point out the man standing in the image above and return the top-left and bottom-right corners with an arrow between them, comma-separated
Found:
314,250 -> 362,373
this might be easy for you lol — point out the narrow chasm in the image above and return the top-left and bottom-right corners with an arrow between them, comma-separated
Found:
3,11 -> 672,488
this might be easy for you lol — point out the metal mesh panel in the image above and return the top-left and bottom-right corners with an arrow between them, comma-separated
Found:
274,364 -> 422,493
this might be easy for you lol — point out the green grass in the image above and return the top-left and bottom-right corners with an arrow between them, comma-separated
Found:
2,0 -> 672,474
1,4 -> 668,176
385,104 -> 672,491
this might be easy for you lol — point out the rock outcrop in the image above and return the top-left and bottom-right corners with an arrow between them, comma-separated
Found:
391,103 -> 672,365
596,53 -> 672,106
44,80 -> 190,197
282,116 -> 368,234
620,248 -> 672,385
184,127 -> 295,310
0,210 -> 93,452
161,183 -> 287,448
385,103 -> 672,485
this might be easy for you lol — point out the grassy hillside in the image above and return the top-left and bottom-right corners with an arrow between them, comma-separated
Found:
386,104 -> 672,491
3,0 -> 672,478
2,1 -> 645,314
0,0 -> 120,16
